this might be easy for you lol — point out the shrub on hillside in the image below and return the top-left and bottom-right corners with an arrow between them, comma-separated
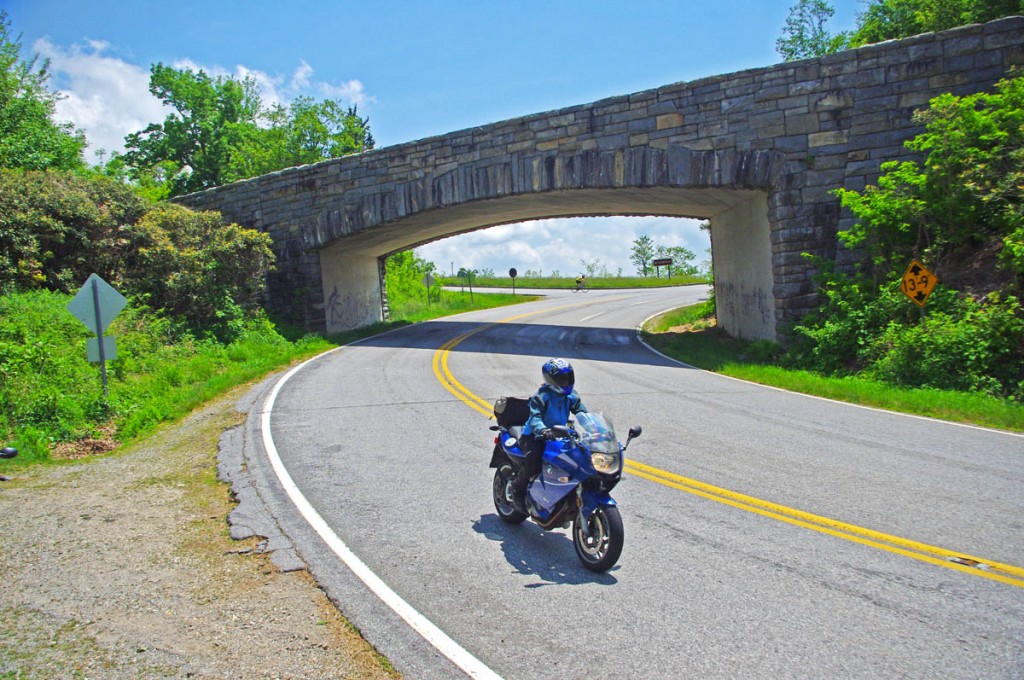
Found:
0,169 -> 147,291
788,75 -> 1024,400
0,169 -> 275,341
122,204 -> 274,341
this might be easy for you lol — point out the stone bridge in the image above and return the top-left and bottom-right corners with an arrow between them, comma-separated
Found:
175,17 -> 1023,342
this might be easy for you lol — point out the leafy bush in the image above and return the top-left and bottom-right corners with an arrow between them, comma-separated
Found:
122,204 -> 274,341
0,288 -> 332,459
863,293 -> 1024,396
0,169 -> 274,341
789,74 -> 1024,400
0,169 -> 147,292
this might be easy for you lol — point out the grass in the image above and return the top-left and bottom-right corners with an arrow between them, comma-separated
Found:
392,287 -> 538,323
0,288 -> 537,470
641,302 -> 1024,433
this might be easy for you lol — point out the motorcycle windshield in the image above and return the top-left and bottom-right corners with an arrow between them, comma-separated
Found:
574,412 -> 619,454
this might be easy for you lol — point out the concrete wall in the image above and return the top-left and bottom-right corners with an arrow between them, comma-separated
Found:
712,195 -> 774,341
174,17 -> 1024,342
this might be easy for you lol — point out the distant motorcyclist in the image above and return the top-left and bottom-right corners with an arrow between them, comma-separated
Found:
510,358 -> 588,513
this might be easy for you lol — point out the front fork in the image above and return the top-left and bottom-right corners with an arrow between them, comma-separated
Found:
576,485 -> 616,539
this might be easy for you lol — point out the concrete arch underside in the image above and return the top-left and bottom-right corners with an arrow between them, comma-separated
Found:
323,186 -> 773,340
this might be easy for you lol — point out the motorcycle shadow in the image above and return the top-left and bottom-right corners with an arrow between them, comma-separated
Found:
472,514 -> 619,586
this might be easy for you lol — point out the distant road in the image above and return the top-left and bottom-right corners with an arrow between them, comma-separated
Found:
254,285 -> 1024,679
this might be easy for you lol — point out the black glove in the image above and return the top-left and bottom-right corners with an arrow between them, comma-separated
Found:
539,428 -> 555,441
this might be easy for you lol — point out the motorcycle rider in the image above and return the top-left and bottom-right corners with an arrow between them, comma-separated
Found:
511,358 -> 588,513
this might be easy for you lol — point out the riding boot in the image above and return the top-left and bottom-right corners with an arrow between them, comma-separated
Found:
510,473 -> 529,514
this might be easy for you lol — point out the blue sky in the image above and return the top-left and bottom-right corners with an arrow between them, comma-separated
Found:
3,0 -> 863,277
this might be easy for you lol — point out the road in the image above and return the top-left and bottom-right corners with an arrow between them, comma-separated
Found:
249,285 -> 1024,679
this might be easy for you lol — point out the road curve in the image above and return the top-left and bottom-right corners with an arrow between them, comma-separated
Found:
253,286 -> 1024,679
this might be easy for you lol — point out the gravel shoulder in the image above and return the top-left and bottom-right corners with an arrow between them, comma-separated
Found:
0,385 -> 399,679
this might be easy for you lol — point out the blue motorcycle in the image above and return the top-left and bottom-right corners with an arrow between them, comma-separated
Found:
489,397 -> 641,572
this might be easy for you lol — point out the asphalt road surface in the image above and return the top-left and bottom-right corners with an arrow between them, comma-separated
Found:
248,285 -> 1024,679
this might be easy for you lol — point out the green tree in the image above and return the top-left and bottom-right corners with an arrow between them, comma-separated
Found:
123,204 -> 274,339
228,98 -> 373,179
655,245 -> 698,277
850,0 -> 1023,47
121,64 -> 374,198
0,168 -> 274,340
0,169 -> 147,292
0,11 -> 85,171
630,235 -> 656,276
122,63 -> 263,196
776,0 -> 851,61
580,258 -> 604,277
385,250 -> 437,305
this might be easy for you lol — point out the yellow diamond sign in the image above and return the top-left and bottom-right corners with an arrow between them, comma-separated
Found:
901,260 -> 938,307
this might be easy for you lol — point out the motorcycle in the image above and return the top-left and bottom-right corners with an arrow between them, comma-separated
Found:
489,397 -> 641,572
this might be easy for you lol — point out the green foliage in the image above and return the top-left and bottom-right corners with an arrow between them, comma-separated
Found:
776,0 -> 1023,62
789,75 -> 1024,400
834,74 -> 1023,287
0,288 -> 336,460
0,169 -> 148,292
385,250 -> 438,307
120,64 -> 374,197
776,0 -> 851,60
630,235 -> 656,276
121,204 -> 275,341
0,11 -> 86,172
655,245 -> 698,277
643,301 -> 1023,431
849,0 -> 1024,47
0,169 -> 274,341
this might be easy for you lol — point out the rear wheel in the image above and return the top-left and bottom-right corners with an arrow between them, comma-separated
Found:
493,463 -> 527,524
573,505 -> 623,572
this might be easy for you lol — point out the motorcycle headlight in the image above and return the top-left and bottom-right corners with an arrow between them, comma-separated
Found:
591,451 -> 621,475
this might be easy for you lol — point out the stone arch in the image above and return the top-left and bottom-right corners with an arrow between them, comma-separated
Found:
313,147 -> 780,338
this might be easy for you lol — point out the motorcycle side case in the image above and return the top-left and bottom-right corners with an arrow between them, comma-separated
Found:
489,429 -> 525,468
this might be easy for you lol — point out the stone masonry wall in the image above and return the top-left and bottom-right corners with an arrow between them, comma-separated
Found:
175,17 -> 1024,336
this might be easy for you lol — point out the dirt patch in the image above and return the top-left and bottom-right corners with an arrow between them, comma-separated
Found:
0,388 -> 399,679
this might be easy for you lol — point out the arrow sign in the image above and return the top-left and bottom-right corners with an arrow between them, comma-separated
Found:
67,274 -> 127,398
67,274 -> 127,335
900,260 -> 938,307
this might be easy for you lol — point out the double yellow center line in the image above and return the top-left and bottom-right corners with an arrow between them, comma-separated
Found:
432,309 -> 1024,588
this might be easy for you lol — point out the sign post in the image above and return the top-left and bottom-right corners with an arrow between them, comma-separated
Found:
422,273 -> 435,307
652,257 -> 673,279
509,267 -> 518,295
900,260 -> 938,307
67,274 -> 127,399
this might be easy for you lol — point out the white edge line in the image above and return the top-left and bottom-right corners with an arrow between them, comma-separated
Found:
636,308 -> 1024,439
260,348 -> 504,680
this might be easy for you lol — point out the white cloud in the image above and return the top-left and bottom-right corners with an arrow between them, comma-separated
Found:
34,37 -> 166,162
33,39 -> 373,163
415,216 -> 710,278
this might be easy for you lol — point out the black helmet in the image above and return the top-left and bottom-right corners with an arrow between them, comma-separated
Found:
542,358 -> 575,395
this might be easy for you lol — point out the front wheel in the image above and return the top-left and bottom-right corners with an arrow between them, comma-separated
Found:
573,505 -> 623,572
493,463 -> 527,524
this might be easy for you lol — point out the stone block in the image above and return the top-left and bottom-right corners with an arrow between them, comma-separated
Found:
809,130 -> 849,148
785,112 -> 818,136
656,113 -> 684,130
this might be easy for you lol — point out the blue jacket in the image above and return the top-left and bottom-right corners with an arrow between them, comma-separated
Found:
523,384 -> 587,436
